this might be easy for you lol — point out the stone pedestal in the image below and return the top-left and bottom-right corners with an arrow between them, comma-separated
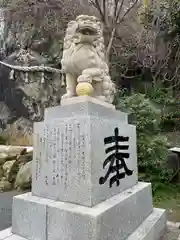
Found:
32,97 -> 137,207
0,96 -> 167,240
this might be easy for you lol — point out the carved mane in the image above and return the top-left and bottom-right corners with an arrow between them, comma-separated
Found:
62,15 -> 106,63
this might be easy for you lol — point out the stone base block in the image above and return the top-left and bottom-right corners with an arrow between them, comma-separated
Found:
45,96 -> 128,122
0,229 -> 27,240
0,228 -> 13,239
11,194 -> 54,240
127,208 -> 167,240
60,96 -> 116,109
32,114 -> 137,207
0,208 -> 167,240
12,182 -> 153,240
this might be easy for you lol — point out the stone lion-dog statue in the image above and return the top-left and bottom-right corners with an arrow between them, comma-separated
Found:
61,15 -> 115,103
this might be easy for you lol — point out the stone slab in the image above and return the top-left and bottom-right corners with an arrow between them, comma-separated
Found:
60,96 -> 115,109
44,99 -> 127,123
47,182 -> 153,240
0,146 -> 33,154
0,209 -> 167,240
11,193 -> 55,240
0,228 -> 12,239
32,115 -> 137,207
2,235 -> 27,240
127,208 -> 167,240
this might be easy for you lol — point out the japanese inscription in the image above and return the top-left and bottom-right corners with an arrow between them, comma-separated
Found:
80,134 -> 86,180
51,127 -> 57,186
56,128 -> 60,184
34,120 -> 87,189
99,127 -> 133,188
64,124 -> 68,189
44,124 -> 49,185
34,133 -> 39,181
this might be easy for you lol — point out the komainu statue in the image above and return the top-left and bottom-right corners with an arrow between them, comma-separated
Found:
61,15 -> 115,103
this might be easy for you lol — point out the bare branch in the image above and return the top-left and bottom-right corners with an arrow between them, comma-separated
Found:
89,0 -> 105,22
106,28 -> 116,61
103,0 -> 106,17
90,0 -> 139,61
115,0 -> 125,23
118,0 -> 139,24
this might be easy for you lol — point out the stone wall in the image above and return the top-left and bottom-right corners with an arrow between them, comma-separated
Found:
0,146 -> 33,192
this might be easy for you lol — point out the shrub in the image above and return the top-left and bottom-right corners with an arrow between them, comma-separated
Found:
115,91 -> 171,190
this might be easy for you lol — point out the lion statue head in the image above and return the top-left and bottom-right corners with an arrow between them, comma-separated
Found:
63,15 -> 106,62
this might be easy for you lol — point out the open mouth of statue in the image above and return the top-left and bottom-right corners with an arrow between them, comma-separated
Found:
77,26 -> 97,36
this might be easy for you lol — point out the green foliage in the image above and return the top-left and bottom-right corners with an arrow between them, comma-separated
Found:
138,5 -> 154,29
126,78 -> 180,132
115,91 -> 162,134
144,83 -> 180,132
164,0 -> 180,40
115,91 -> 171,187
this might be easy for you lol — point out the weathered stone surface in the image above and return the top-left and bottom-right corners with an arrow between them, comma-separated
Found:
15,162 -> 32,190
11,183 -> 153,240
2,234 -> 27,240
60,96 -> 115,109
0,147 -> 27,163
5,118 -> 33,146
45,96 -> 127,123
127,208 -> 167,240
12,193 -> 54,240
32,114 -> 137,207
0,177 -> 12,192
0,49 -> 51,131
47,182 -> 153,240
16,151 -> 33,164
8,152 -> 32,184
3,160 -> 16,180
0,166 -> 4,179
0,146 -> 33,191
0,152 -> 8,165
4,147 -> 27,158
8,162 -> 22,184
0,228 -> 12,239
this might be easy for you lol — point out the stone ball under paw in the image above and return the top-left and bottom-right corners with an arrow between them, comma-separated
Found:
76,82 -> 94,96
